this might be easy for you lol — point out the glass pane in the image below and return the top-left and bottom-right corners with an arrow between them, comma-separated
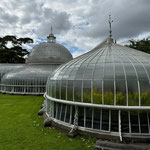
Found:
124,63 -> 137,80
84,64 -> 94,79
60,104 -> 66,121
93,108 -> 101,130
121,110 -> 129,133
104,80 -> 114,105
93,80 -> 102,104
93,64 -> 104,80
69,66 -> 79,80
56,80 -> 60,99
111,110 -> 118,132
67,80 -> 73,101
102,109 -> 109,131
127,80 -> 139,106
52,80 -> 56,98
65,105 -> 70,123
140,80 -> 150,106
134,63 -> 148,80
130,111 -> 139,133
83,80 -> 91,103
115,63 -> 125,80
78,107 -> 84,127
85,107 -> 92,128
54,102 -> 56,118
74,80 -> 82,102
104,63 -> 114,80
116,80 -> 127,105
75,64 -> 87,79
56,103 -> 61,120
61,80 -> 66,100
71,106 -> 75,124
140,111 -> 149,133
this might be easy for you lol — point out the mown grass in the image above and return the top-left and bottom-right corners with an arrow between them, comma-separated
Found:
0,94 -> 96,150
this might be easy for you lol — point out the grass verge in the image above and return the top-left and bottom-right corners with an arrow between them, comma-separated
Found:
0,94 -> 96,150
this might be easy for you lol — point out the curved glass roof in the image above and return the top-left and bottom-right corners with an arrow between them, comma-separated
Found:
0,64 -> 23,83
1,64 -> 59,94
46,37 -> 150,106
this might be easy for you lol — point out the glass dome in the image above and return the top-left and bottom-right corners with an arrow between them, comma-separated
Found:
0,33 -> 73,95
45,37 -> 150,140
26,42 -> 73,64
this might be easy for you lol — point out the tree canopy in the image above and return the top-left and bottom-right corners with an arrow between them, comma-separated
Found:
0,35 -> 33,63
126,38 -> 150,54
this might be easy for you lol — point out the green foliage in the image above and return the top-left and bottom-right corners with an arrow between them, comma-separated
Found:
93,88 -> 102,104
128,92 -> 139,106
61,87 -> 66,100
0,35 -> 33,63
116,92 -> 126,105
83,90 -> 91,103
104,92 -> 114,105
0,94 -> 96,150
141,92 -> 150,106
82,89 -> 150,106
74,91 -> 81,102
67,90 -> 73,101
126,38 -> 150,54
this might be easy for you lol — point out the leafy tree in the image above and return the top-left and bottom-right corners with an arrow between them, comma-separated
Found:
126,38 -> 150,54
0,35 -> 33,63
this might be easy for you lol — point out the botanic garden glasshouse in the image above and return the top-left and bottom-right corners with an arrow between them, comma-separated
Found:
0,28 -> 150,143
0,32 -> 73,95
44,36 -> 150,141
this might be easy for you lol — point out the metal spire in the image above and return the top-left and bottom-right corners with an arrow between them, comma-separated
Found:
51,26 -> 53,34
47,26 -> 56,43
108,15 -> 113,38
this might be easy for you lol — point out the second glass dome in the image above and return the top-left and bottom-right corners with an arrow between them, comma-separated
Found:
0,32 -> 73,95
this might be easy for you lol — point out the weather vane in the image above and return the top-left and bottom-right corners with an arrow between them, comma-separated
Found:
108,15 -> 113,38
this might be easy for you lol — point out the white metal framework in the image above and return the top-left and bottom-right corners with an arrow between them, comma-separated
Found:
45,37 -> 150,140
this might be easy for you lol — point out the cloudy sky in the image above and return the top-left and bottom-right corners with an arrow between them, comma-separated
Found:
0,0 -> 150,57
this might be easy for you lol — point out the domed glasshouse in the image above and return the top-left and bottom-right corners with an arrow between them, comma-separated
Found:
44,35 -> 150,141
0,32 -> 73,95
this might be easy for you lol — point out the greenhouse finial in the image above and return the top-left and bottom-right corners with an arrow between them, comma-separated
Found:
51,26 -> 53,34
108,15 -> 113,38
47,26 -> 56,43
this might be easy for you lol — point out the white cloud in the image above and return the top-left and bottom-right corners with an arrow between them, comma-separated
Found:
0,0 -> 150,55
6,41 -> 13,48
72,51 -> 86,58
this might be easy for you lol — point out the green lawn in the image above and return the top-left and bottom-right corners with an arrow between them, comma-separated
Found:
0,94 -> 96,150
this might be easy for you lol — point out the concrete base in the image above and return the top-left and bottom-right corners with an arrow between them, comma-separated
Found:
95,140 -> 150,150
43,118 -> 52,127
38,108 -> 46,116
38,100 -> 46,115
67,129 -> 78,138
40,112 -> 150,144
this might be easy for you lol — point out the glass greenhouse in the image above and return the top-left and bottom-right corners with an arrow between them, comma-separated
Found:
0,32 -> 73,95
45,37 -> 150,141
0,64 -> 23,91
